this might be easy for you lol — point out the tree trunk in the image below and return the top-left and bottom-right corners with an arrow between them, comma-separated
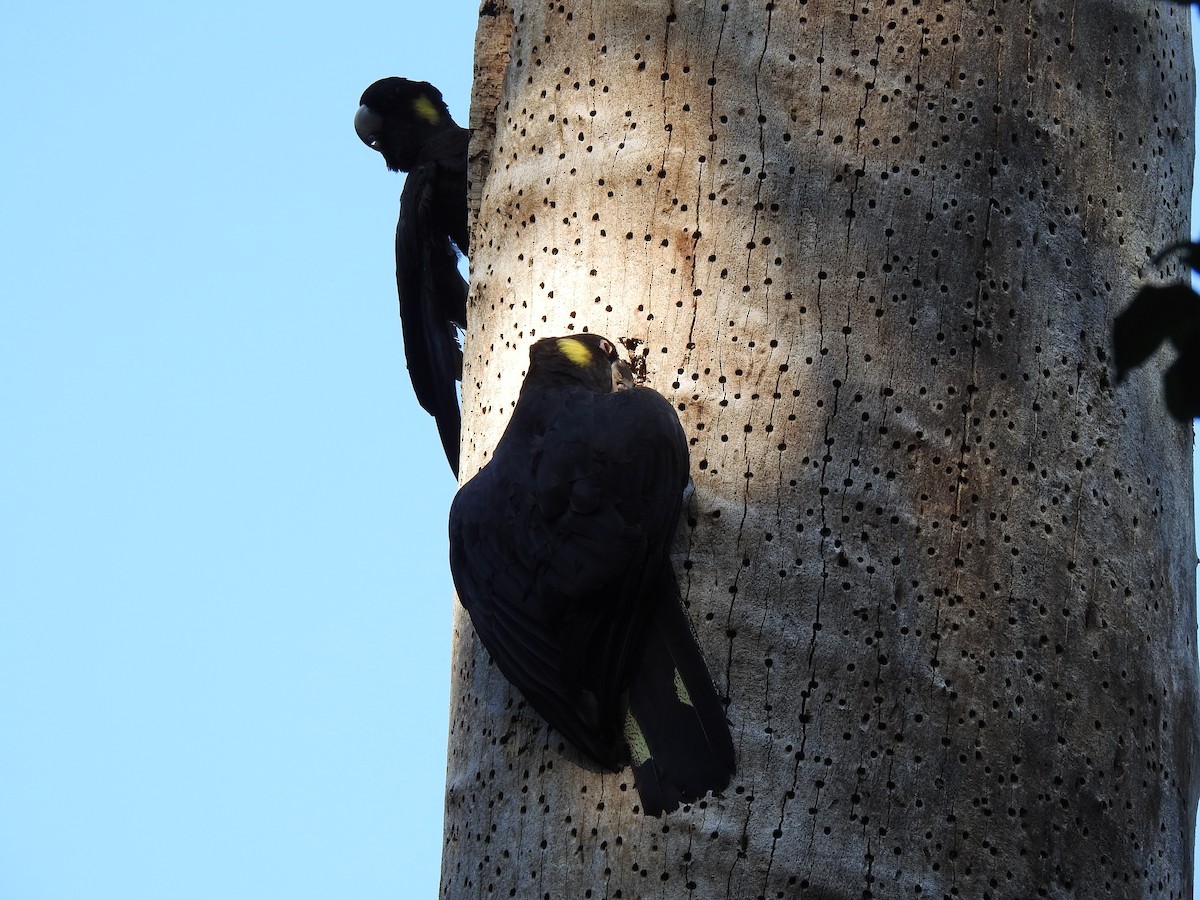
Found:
443,2 -> 1199,897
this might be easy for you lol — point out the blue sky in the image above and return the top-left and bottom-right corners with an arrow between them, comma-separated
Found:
1,3 -> 474,897
1,4 -> 1196,899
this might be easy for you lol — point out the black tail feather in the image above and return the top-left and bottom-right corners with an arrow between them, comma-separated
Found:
625,592 -> 735,816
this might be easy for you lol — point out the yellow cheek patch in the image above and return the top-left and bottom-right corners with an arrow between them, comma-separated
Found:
556,337 -> 594,368
412,95 -> 442,124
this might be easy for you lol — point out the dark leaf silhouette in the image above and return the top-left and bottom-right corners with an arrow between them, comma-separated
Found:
1152,239 -> 1200,272
1164,336 -> 1200,421
1113,283 -> 1200,381
1114,242 -> 1200,421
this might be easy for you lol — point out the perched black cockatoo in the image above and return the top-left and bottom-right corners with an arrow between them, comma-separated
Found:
448,334 -> 736,816
355,77 -> 469,475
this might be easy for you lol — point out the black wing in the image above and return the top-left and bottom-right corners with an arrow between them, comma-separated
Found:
422,127 -> 470,257
449,386 -> 688,768
396,161 -> 467,475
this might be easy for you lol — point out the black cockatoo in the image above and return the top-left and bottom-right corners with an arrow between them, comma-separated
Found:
355,77 -> 469,474
448,334 -> 736,816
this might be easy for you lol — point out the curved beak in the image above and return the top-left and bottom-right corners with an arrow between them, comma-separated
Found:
354,105 -> 383,150
611,360 -> 635,392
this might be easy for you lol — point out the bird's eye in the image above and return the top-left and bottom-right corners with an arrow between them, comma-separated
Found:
599,339 -> 615,359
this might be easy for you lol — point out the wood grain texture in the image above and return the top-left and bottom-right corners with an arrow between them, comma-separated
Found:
444,2 -> 1198,897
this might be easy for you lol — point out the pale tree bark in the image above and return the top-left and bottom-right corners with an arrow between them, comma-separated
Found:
443,1 -> 1199,897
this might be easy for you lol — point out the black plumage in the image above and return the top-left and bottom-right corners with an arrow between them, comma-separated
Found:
355,77 -> 469,474
449,335 -> 735,815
